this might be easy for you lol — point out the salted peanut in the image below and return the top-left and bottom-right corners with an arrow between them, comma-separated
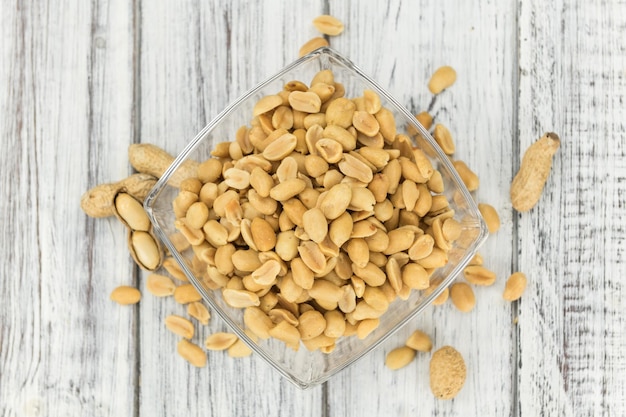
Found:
304,123 -> 323,155
326,213 -> 352,248
211,141 -> 231,158
181,202 -> 207,231
338,153 -> 373,183
297,241 -> 327,274
285,258 -> 312,291
308,83 -> 335,104
432,124 -> 456,155
427,170 -> 444,193
311,69 -> 334,86
302,207 -> 328,243
269,320 -> 301,350
450,282 -> 475,312
269,178 -> 306,202
429,195 -> 449,215
323,310 -> 346,338
115,193 -> 151,231
350,220 -> 377,238
214,243 -> 236,275
405,330 -> 432,352
503,272 -> 528,301
362,286 -> 389,312
399,157 -> 428,185
431,218 -> 451,251
162,257 -> 188,281
288,91 -> 322,113
187,301 -> 210,325
401,180 -> 419,212
231,249 -> 262,272
222,288 -> 260,308
430,345 -> 466,399
463,265 -> 496,286
428,66 -> 457,94
359,147 -> 389,170
302,333 -> 335,351
411,148 -> 434,179
381,257 -> 401,293
299,188 -> 320,210
477,203 -> 500,233
222,168 -> 250,190
357,318 -> 380,339
235,125 -> 254,155
228,337 -> 253,358
292,36 -> 328,57
282,198 -> 307,227
382,158 -> 402,194
274,231 -> 298,262
361,90 -> 382,114
246,189 -> 277,216
441,218 -> 462,242
229,141 -> 244,160
375,107 -> 396,143
338,284 -> 357,313
352,262 -> 386,287
253,94 -> 283,116
323,125 -> 357,151
249,217 -> 276,252
345,238 -> 369,268
177,339 -> 206,368
268,308 -> 299,326
365,229 -> 390,253
129,231 -> 162,270
400,262 -> 429,290
468,252 -> 483,266
312,14 -> 344,35
304,154 -> 329,178
373,200 -> 394,223
251,259 -> 281,286
146,274 -> 176,297
271,105 -> 294,130
309,280 -> 343,303
383,227 -> 416,255
408,233 -> 435,261
351,111 -> 379,137
244,307 -> 274,339
284,80 -> 308,92
205,332 -> 238,351
110,285 -> 141,305
325,97 -> 356,128
165,315 -> 194,339
357,131 -> 384,149
197,158 -> 223,184
313,138 -> 342,164
298,310 -> 326,340
415,111 -> 433,130
453,160 -> 479,191
262,133 -> 298,162
417,247 -> 448,269
174,284 -> 202,304
198,182 -> 218,208
386,346 -> 416,370
319,183 -> 351,220
173,190 -> 198,218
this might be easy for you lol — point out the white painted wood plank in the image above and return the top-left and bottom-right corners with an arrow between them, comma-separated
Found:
0,0 -> 137,416
517,1 -> 626,416
137,2 -> 324,415
325,0 -> 517,415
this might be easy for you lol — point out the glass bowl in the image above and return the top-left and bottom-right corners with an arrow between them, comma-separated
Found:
144,47 -> 488,389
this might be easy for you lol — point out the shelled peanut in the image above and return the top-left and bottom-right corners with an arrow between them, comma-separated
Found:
170,69 -> 466,352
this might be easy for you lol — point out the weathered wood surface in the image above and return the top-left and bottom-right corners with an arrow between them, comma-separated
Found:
1,0 -> 624,416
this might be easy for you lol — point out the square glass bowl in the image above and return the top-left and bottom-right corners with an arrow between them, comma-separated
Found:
144,47 -> 488,389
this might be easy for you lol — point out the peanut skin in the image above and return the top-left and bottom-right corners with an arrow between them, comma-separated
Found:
128,143 -> 199,188
80,173 -> 157,218
510,132 -> 560,212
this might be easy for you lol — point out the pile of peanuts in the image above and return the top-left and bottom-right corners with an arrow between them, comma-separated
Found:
170,66 -> 465,353
84,13 -> 558,399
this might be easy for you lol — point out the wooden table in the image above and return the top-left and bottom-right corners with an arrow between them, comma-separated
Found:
2,1 -> 624,416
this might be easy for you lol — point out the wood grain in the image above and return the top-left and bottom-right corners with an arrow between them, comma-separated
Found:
516,1 -> 626,416
325,0 -> 517,415
0,0 -> 137,416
